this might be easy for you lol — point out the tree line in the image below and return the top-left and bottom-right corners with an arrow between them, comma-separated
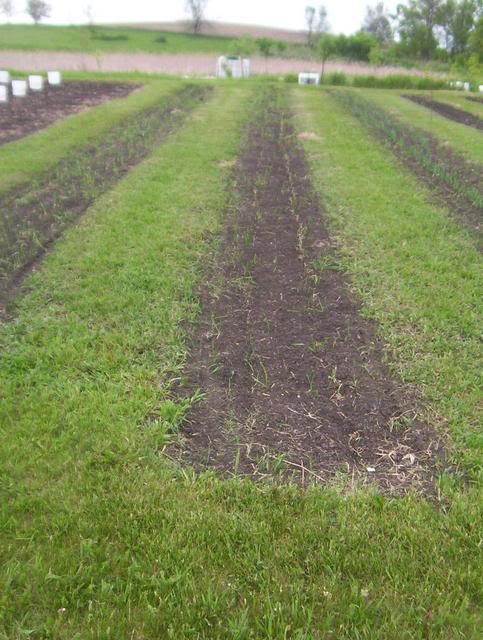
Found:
307,1 -> 482,65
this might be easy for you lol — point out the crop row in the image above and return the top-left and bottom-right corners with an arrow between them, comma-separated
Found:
0,84 -> 210,300
332,89 -> 483,234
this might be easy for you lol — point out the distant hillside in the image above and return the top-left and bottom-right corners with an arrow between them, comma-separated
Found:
0,24 -> 239,54
108,20 -> 307,44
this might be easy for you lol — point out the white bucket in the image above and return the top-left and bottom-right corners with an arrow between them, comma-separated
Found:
479,85 -> 483,93
11,80 -> 27,97
28,74 -> 44,91
298,72 -> 321,85
0,85 -> 8,103
47,71 -> 62,86
0,70 -> 10,84
463,82 -> 470,91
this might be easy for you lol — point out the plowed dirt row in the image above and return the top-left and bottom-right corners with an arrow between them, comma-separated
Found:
404,94 -> 483,131
0,81 -> 137,146
175,90 -> 442,494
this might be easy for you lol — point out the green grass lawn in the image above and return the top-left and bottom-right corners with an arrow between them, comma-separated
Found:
360,88 -> 483,164
0,82 -> 481,638
0,73 -> 186,195
0,23 -> 235,54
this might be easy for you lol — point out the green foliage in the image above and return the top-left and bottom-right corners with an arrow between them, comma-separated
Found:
229,35 -> 256,59
469,14 -> 483,60
256,36 -> 273,58
325,71 -> 348,85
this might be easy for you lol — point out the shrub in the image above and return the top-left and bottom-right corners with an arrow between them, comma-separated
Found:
326,71 -> 348,85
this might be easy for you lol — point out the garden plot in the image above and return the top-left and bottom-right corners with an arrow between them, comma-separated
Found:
466,96 -> 483,105
403,94 -> 483,131
0,80 -> 138,145
333,90 -> 483,243
175,89 -> 442,495
0,84 -> 210,307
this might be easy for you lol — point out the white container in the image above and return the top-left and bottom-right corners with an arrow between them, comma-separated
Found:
216,56 -> 250,79
11,80 -> 27,97
0,85 -> 8,103
47,70 -> 62,86
463,82 -> 470,91
454,80 -> 463,89
299,72 -> 320,85
479,85 -> 483,93
28,74 -> 44,91
0,70 -> 10,84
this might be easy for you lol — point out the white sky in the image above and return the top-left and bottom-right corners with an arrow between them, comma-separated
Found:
8,1 -> 402,35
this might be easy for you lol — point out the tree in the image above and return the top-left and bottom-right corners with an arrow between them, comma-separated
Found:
257,37 -> 273,58
26,0 -> 50,24
362,2 -> 393,44
317,33 -> 336,79
450,0 -> 479,54
469,12 -> 483,59
1,0 -> 14,22
305,6 -> 316,45
230,36 -> 255,77
316,5 -> 330,35
185,0 -> 207,34
395,0 -> 443,58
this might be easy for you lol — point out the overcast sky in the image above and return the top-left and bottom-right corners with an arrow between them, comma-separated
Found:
8,1 -> 402,35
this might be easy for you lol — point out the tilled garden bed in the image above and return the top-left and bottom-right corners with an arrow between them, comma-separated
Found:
174,89 -> 443,494
0,80 -> 139,145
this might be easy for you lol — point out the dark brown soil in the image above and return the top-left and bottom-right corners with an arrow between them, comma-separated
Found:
0,81 -> 138,145
466,96 -> 483,105
403,94 -> 483,130
0,85 -> 210,312
174,90 -> 442,494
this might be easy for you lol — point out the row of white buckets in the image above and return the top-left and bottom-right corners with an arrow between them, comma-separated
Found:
0,70 -> 62,103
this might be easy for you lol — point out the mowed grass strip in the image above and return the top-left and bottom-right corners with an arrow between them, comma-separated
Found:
0,75 -> 185,195
294,88 -> 482,476
361,88 -> 483,164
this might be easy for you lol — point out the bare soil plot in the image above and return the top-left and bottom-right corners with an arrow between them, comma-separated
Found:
175,90 -> 442,494
466,96 -> 483,105
0,81 -> 138,146
0,85 -> 210,309
403,94 -> 483,131
334,91 -> 483,243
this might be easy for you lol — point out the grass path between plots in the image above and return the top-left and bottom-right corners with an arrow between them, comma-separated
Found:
294,88 -> 482,476
0,75 -> 184,195
0,84 -> 481,639
361,89 -> 483,164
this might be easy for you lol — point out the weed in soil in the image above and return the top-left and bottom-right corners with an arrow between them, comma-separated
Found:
0,81 -> 138,145
0,84 -> 211,308
403,94 -> 483,131
174,88 -> 443,495
333,90 -> 482,243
